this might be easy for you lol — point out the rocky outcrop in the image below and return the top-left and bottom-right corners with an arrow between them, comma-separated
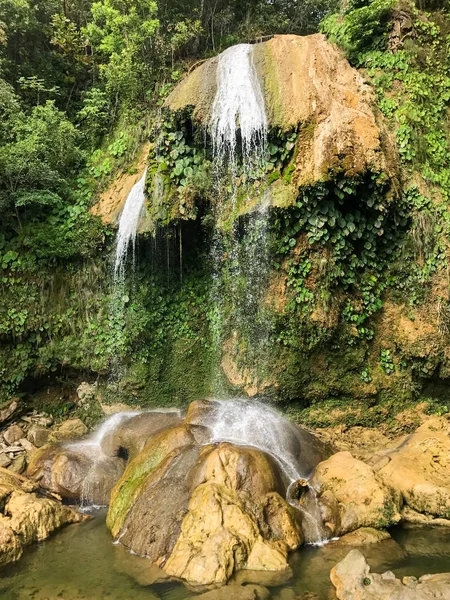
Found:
376,421 -> 450,520
331,549 -> 450,599
48,418 -> 88,443
164,443 -> 302,584
297,451 -> 401,539
105,415 -> 305,585
0,469 -> 84,566
166,34 -> 397,193
91,143 -> 151,227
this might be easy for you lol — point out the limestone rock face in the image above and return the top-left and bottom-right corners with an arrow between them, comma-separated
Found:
166,34 -> 397,193
0,470 -> 83,567
331,549 -> 450,600
91,143 -> 151,226
377,424 -> 450,519
299,451 -> 401,538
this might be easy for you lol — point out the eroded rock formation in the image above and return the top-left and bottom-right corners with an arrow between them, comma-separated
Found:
0,469 -> 84,566
166,33 -> 397,195
331,549 -> 450,600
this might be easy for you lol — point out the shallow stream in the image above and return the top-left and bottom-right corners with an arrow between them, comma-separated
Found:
1,512 -> 450,600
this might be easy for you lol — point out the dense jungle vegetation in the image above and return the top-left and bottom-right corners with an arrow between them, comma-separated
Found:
1,0 -> 450,421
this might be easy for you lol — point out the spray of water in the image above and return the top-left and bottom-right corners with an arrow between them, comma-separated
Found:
114,168 -> 148,280
66,411 -> 141,509
189,399 -> 308,481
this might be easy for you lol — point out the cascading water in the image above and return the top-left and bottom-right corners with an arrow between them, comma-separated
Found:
114,167 -> 148,280
209,43 -> 272,393
67,411 -> 141,509
195,398 -> 309,481
210,43 -> 267,177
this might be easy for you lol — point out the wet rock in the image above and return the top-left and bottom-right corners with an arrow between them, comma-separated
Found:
0,470 -> 84,566
166,34 -> 397,194
377,423 -> 450,519
194,583 -> 270,600
107,423 -> 301,586
331,549 -> 450,599
298,451 -> 401,539
26,444 -> 125,505
107,423 -> 210,540
164,444 -> 302,585
185,398 -> 332,480
27,424 -> 50,448
49,419 -> 88,442
101,410 -> 182,461
335,528 -> 391,546
4,424 -> 25,445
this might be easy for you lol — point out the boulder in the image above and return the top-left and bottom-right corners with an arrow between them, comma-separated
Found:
26,444 -> 125,505
49,419 -> 88,442
27,424 -> 50,448
331,549 -> 450,599
297,451 -> 401,539
3,424 -> 24,445
100,410 -> 182,461
377,424 -> 450,519
107,429 -> 302,586
0,470 -> 83,566
164,444 -> 302,584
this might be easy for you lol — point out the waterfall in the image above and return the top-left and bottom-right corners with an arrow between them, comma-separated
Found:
193,399 -> 309,482
208,43 -> 271,393
210,43 -> 267,177
66,411 -> 141,509
114,168 -> 148,280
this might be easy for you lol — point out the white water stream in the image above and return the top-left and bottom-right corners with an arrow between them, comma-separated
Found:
210,43 -> 267,175
114,167 -> 148,279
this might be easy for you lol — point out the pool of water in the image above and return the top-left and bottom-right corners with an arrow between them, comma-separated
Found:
1,513 -> 450,600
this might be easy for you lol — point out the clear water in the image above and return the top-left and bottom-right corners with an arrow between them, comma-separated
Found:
1,514 -> 449,600
114,167 -> 148,280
